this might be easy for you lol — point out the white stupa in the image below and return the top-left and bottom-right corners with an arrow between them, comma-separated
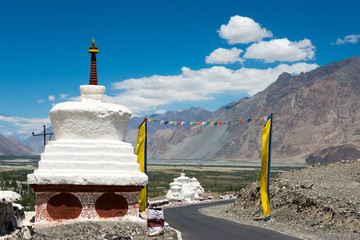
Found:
27,40 -> 147,223
165,181 -> 182,204
190,177 -> 204,196
165,173 -> 204,204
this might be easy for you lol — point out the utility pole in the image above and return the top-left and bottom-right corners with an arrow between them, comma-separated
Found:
32,125 -> 53,148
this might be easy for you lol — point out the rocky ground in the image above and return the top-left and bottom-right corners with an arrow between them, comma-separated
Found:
29,221 -> 179,240
201,160 -> 360,240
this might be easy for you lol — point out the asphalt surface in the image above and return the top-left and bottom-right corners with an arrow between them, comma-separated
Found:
164,200 -> 302,240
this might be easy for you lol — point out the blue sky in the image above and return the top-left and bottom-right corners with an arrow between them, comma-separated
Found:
1,0 -> 359,138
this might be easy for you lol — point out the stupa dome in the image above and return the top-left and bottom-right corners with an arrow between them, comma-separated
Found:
50,85 -> 131,141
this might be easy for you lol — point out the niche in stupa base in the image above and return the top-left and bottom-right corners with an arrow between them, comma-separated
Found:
34,191 -> 139,223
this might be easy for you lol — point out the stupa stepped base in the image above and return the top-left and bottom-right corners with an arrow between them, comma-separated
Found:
28,171 -> 147,186
28,138 -> 148,186
44,139 -> 135,155
39,160 -> 140,171
32,184 -> 143,224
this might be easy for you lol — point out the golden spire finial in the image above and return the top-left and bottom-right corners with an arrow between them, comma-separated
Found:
88,38 -> 99,54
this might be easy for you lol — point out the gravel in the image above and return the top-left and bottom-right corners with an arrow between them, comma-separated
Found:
30,221 -> 179,240
200,160 -> 360,240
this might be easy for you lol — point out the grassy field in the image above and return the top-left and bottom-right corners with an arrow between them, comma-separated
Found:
0,155 -> 303,208
147,164 -> 299,199
0,155 -> 39,170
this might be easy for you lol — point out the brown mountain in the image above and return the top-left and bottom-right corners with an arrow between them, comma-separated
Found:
148,57 -> 360,163
0,133 -> 34,155
305,144 -> 360,164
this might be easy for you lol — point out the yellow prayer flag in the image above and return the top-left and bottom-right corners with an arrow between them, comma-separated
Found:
135,120 -> 147,212
260,114 -> 273,221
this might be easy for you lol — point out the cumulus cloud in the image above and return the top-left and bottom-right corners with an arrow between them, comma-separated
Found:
334,34 -> 360,45
37,99 -> 44,103
110,63 -> 318,114
218,16 -> 273,44
244,38 -> 315,63
60,93 -> 69,99
48,95 -> 55,101
0,115 -> 50,134
206,47 -> 244,64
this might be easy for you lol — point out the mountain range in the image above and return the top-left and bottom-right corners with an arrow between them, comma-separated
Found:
136,57 -> 360,163
2,57 -> 360,163
142,57 -> 360,163
0,133 -> 34,155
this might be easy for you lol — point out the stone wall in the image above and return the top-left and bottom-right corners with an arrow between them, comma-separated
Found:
0,202 -> 18,235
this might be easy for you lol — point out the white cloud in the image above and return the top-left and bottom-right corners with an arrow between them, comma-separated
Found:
2,132 -> 13,137
110,62 -> 318,114
155,109 -> 167,114
206,47 -> 244,64
48,95 -> 55,101
0,116 -> 50,134
37,99 -> 44,103
244,38 -> 315,63
60,93 -> 69,99
218,16 -> 273,44
334,34 -> 360,45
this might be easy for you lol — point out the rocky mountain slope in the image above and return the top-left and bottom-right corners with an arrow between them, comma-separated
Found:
0,133 -> 34,155
305,144 -> 360,164
148,57 -> 360,163
202,160 -> 360,240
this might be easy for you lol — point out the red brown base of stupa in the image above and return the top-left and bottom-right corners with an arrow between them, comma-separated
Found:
31,184 -> 143,224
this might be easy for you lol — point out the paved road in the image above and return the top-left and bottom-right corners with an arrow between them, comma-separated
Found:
164,200 -> 302,240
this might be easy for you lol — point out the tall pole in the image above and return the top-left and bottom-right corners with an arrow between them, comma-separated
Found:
32,125 -> 53,148
43,125 -> 46,147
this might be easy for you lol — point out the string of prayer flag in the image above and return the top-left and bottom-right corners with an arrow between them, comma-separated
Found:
146,115 -> 268,127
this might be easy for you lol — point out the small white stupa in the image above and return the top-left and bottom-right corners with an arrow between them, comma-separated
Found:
165,181 -> 182,204
27,40 -> 148,224
165,172 -> 204,204
190,177 -> 205,195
